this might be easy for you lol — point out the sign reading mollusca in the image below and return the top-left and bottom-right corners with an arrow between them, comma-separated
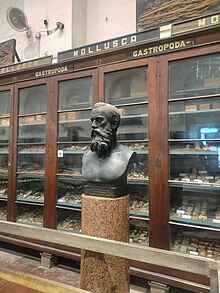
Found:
58,13 -> 220,62
58,28 -> 159,61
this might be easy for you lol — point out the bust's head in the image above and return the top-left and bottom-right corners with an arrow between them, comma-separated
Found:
90,102 -> 120,154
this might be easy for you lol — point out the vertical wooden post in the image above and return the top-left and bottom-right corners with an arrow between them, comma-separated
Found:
209,260 -> 220,293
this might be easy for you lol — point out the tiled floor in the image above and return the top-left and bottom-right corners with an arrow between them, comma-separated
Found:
0,247 -> 147,292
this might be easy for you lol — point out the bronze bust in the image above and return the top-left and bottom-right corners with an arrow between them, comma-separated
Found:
82,102 -> 135,197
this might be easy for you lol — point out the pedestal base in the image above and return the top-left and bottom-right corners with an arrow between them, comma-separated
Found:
80,194 -> 129,293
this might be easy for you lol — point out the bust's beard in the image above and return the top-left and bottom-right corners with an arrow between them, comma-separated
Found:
90,127 -> 113,153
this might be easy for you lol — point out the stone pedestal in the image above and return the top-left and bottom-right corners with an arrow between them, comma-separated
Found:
80,194 -> 129,293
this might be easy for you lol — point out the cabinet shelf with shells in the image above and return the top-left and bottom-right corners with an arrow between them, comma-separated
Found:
57,177 -> 84,208
16,204 -> 44,226
129,183 -> 149,218
16,175 -> 45,203
56,208 -> 81,233
57,152 -> 83,177
129,218 -> 149,245
170,226 -> 220,260
170,184 -> 220,230
128,152 -> 148,181
17,147 -> 45,175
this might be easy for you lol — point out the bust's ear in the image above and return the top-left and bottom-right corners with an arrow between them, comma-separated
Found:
112,119 -> 119,129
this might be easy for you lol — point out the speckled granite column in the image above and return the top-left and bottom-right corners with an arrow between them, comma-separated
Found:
80,194 -> 129,293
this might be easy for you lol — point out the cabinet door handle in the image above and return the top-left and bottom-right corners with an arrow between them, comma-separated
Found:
155,155 -> 161,168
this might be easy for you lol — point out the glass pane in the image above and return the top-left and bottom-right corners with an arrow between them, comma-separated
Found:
124,142 -> 148,151
105,67 -> 148,105
16,204 -> 43,225
58,119 -> 91,142
0,180 -> 8,199
18,147 -> 45,174
129,218 -> 149,245
18,114 -> 46,143
0,118 -> 10,126
57,209 -> 81,232
170,226 -> 220,259
0,122 -> 10,144
129,184 -> 149,216
0,152 -> 8,174
0,90 -> 10,116
57,178 -> 84,206
57,153 -> 83,176
17,174 -> 44,202
169,98 -> 220,140
169,54 -> 220,99
59,77 -> 92,110
169,142 -> 220,183
128,153 -> 148,180
19,85 -> 46,114
117,104 -> 148,141
0,148 -> 8,195
58,143 -> 88,152
0,202 -> 7,220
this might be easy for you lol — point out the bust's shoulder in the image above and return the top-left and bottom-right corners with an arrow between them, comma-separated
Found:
82,149 -> 96,161
114,143 -> 135,159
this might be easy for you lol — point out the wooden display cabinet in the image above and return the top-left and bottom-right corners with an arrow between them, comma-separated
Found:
1,18 -> 220,291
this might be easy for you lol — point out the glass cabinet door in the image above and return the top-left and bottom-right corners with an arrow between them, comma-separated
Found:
0,89 -> 11,220
104,66 -> 149,244
15,84 -> 46,226
168,54 -> 220,259
56,75 -> 93,232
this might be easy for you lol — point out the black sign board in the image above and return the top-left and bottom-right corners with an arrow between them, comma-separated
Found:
58,28 -> 159,62
127,39 -> 195,60
172,13 -> 220,34
0,55 -> 53,76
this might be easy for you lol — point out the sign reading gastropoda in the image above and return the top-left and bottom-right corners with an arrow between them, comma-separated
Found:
34,64 -> 73,78
127,39 -> 195,59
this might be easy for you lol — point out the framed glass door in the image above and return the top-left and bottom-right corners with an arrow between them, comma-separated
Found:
0,86 -> 12,220
103,61 -> 149,245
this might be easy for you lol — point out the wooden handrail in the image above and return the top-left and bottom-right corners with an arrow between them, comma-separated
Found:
0,221 -> 219,292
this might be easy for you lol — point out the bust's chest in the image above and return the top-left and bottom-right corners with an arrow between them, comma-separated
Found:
82,152 -> 127,182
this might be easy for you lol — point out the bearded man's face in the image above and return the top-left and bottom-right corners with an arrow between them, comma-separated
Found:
90,108 -> 113,153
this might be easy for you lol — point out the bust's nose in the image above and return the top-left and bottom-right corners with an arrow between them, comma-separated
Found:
91,120 -> 97,128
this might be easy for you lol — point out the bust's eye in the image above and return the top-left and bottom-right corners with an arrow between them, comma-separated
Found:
96,117 -> 103,123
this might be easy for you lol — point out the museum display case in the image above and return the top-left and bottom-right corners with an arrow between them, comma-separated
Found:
168,53 -> 220,260
1,19 -> 220,291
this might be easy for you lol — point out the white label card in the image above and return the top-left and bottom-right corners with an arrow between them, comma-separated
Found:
182,215 -> 191,219
189,251 -> 198,256
58,150 -> 63,157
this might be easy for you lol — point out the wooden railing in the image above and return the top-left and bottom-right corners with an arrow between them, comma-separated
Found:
0,221 -> 219,293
